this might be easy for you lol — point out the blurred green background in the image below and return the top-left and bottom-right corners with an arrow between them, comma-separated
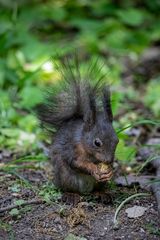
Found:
0,0 -> 160,166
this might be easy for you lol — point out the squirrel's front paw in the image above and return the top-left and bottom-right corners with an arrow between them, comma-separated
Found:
92,164 -> 113,182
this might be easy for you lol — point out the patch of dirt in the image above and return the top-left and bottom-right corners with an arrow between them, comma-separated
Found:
0,168 -> 159,240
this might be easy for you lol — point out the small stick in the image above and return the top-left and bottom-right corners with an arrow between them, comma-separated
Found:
0,196 -> 12,204
0,199 -> 45,214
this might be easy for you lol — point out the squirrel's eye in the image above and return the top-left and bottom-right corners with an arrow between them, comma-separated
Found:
94,138 -> 103,147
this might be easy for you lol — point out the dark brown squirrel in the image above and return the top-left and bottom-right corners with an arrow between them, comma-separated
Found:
36,58 -> 119,195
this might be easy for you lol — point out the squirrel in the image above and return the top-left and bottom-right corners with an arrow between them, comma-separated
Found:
36,57 -> 119,195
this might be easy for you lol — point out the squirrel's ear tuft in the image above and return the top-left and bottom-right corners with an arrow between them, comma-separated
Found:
103,86 -> 113,122
83,109 -> 96,131
83,90 -> 96,131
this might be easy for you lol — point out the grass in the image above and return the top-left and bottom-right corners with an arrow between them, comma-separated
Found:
38,182 -> 62,203
145,222 -> 160,236
0,220 -> 15,240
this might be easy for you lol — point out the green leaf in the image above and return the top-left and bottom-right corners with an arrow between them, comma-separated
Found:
9,184 -> 21,193
64,233 -> 87,240
19,86 -> 43,109
18,114 -> 38,132
14,200 -> 25,206
70,18 -> 101,32
105,29 -> 129,50
117,9 -> 146,26
0,128 -> 20,138
144,78 -> 160,117
9,208 -> 19,216
43,4 -> 67,21
115,139 -> 136,163
38,182 -> 61,203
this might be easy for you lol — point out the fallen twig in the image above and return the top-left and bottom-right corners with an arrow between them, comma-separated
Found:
0,199 -> 45,214
0,196 -> 13,204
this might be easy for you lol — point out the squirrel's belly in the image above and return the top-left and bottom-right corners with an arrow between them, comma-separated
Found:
57,171 -> 96,194
53,161 -> 97,194
77,174 -> 96,194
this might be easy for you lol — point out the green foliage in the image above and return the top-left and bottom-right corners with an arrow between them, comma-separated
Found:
9,208 -> 20,217
64,233 -> 87,240
144,78 -> 160,117
14,199 -> 25,206
145,223 -> 160,236
0,127 -> 37,151
115,139 -> 136,163
9,184 -> 21,193
38,182 -> 62,203
0,220 -> 15,240
19,86 -> 43,109
117,8 -> 147,27
8,200 -> 27,218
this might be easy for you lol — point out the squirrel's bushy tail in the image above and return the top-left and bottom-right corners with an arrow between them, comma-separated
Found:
36,57 -> 111,129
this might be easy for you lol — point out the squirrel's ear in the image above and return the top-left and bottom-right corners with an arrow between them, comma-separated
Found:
83,109 -> 96,131
103,86 -> 113,122
83,91 -> 96,131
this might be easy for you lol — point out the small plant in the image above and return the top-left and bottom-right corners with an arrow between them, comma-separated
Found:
145,222 -> 160,236
0,220 -> 15,240
38,182 -> 62,203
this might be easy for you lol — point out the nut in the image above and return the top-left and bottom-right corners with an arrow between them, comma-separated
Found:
97,163 -> 111,171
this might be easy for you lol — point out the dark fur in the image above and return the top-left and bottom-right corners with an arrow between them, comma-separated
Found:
36,58 -> 118,194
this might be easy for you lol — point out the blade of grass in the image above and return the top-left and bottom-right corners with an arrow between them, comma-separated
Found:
113,192 -> 150,229
136,155 -> 159,176
116,120 -> 160,134
9,154 -> 47,164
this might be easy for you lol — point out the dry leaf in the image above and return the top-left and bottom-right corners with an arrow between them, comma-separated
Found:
125,205 -> 147,218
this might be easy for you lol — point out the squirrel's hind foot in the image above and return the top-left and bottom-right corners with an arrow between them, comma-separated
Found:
61,192 -> 81,206
92,191 -> 113,204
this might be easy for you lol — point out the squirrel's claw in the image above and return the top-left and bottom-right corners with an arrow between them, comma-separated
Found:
98,172 -> 113,182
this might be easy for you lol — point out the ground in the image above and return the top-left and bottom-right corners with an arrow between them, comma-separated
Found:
0,161 -> 159,240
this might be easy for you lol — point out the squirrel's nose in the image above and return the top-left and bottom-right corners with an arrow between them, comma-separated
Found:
105,156 -> 114,164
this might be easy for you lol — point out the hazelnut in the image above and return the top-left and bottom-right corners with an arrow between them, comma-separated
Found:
98,163 -> 111,171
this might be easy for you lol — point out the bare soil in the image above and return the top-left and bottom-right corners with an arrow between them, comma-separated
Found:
0,164 -> 159,240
